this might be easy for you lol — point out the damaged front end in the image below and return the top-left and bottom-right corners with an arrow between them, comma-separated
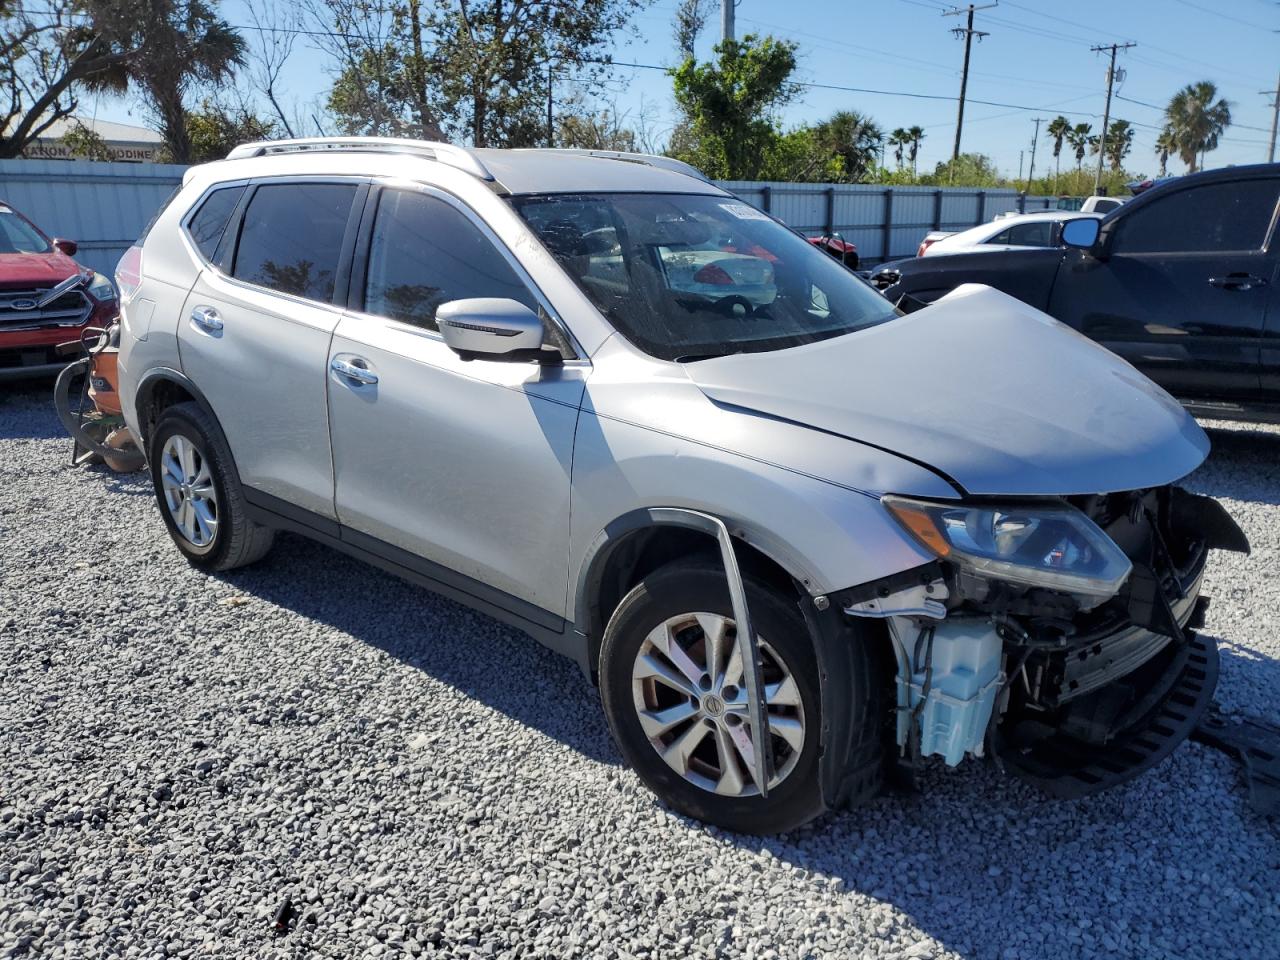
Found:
826,485 -> 1248,802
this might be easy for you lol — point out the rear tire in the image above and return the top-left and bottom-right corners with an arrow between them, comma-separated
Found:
600,560 -> 827,834
149,402 -> 274,571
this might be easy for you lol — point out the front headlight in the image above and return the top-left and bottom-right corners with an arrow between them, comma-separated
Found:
883,495 -> 1132,600
87,271 -> 117,301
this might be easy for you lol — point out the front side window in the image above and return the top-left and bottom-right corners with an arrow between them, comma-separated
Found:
232,182 -> 359,302
1112,179 -> 1280,254
363,189 -> 535,331
512,193 -> 898,361
0,208 -> 50,254
186,186 -> 246,262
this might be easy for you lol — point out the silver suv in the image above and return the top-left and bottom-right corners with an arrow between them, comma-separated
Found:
116,138 -> 1247,833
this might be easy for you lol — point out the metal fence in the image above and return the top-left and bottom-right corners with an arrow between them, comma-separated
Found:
717,181 -> 1055,265
0,158 -> 1055,275
0,159 -> 185,275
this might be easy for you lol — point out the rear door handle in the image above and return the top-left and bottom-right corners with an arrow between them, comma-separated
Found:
190,305 -> 223,331
330,356 -> 379,385
1208,273 -> 1268,291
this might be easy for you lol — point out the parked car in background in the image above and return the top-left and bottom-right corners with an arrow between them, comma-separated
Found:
807,231 -> 859,269
1054,195 -> 1126,214
0,201 -> 117,379
877,164 -> 1280,422
908,211 -> 1102,260
116,138 -> 1245,834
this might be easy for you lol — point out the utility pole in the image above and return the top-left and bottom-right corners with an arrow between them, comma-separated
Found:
721,0 -> 735,42
546,63 -> 554,148
1018,150 -> 1024,181
944,3 -> 996,164
1261,72 -> 1279,163
1027,117 -> 1043,187
1091,42 -> 1136,193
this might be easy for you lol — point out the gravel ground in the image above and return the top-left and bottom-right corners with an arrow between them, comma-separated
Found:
2,381 -> 1278,960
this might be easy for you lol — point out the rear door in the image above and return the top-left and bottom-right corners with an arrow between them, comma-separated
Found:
1047,177 -> 1280,400
179,178 -> 365,518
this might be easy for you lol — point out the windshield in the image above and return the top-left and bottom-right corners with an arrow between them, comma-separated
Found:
0,208 -> 50,254
512,192 -> 899,361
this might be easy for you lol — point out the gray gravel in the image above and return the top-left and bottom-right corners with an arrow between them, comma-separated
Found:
2,381 -> 1278,960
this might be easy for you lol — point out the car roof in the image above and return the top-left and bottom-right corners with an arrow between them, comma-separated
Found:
998,210 -> 1102,222
215,138 -> 725,197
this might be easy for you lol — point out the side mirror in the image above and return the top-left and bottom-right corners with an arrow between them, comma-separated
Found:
437,298 -> 549,362
52,238 -> 78,256
1060,218 -> 1100,251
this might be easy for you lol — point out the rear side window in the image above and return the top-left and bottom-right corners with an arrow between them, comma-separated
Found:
232,182 -> 359,302
987,221 -> 1052,247
362,189 -> 535,331
185,186 -> 245,262
1113,179 -> 1280,254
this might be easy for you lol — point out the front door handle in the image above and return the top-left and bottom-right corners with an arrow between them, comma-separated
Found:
1209,273 -> 1269,291
330,356 -> 379,385
190,305 -> 223,331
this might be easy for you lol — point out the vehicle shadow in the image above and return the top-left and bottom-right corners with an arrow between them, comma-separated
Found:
216,531 -> 622,766
1193,423 -> 1280,507
0,380 -> 65,440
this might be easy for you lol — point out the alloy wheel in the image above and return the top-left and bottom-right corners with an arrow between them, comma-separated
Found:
630,612 -> 805,797
159,434 -> 219,548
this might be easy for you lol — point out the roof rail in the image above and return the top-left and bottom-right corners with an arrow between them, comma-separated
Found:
528,149 -> 711,183
225,137 -> 493,181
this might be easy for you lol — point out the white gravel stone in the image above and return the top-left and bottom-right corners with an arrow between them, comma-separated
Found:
1,386 -> 1278,959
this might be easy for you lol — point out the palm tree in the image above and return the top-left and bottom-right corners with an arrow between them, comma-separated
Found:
1155,128 -> 1176,177
1164,81 -> 1231,173
1067,122 -> 1092,171
814,110 -> 883,183
1105,119 -> 1134,171
907,125 -> 925,175
1047,115 -> 1071,190
889,128 -> 910,168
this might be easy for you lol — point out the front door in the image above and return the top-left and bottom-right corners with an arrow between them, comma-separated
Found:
179,179 -> 364,518
326,186 -> 585,622
1048,177 -> 1280,400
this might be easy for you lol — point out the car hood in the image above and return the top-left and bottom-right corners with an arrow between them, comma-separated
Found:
0,251 -> 81,289
683,284 -> 1209,497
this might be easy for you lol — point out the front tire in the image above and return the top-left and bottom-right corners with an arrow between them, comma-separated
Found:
600,561 -> 826,834
149,402 -> 274,571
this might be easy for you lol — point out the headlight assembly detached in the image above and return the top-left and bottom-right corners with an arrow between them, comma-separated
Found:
882,496 -> 1133,600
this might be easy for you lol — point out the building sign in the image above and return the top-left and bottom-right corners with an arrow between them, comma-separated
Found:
22,140 -> 160,163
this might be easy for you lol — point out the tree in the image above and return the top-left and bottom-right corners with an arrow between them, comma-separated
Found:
245,3 -> 301,138
85,0 -> 247,163
1103,119 -> 1133,171
61,119 -> 112,160
316,0 -> 649,147
1155,127 -> 1175,177
813,110 -> 882,182
1047,115 -> 1071,189
1163,80 -> 1231,173
906,125 -> 925,175
888,127 -> 910,169
185,100 -> 277,163
673,0 -> 710,60
670,34 -> 799,179
0,1 -> 132,158
556,104 -> 637,152
1066,122 -> 1092,171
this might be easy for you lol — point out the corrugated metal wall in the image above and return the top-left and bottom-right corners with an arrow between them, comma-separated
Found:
0,159 -> 186,275
717,181 -> 1055,264
0,158 -> 1054,275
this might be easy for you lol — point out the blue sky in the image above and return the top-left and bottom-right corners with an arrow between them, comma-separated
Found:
87,0 -> 1279,177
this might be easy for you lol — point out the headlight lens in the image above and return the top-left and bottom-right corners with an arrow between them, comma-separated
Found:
87,271 -> 117,301
883,495 -> 1133,599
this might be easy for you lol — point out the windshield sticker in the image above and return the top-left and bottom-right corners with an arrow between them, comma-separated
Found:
719,202 -> 771,222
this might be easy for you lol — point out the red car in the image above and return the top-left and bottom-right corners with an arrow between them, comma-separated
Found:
806,232 -> 859,270
0,201 -> 118,380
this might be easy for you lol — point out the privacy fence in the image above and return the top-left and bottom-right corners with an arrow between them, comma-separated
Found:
0,158 -> 1055,275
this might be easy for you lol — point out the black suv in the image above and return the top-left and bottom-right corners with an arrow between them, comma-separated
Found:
876,164 -> 1280,422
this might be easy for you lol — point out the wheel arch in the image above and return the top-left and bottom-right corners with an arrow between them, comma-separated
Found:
134,367 -> 219,451
575,508 -> 811,677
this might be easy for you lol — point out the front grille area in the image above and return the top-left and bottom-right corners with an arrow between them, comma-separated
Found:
0,286 -> 92,331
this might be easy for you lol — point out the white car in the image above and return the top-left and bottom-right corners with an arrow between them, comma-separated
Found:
917,211 -> 1103,258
